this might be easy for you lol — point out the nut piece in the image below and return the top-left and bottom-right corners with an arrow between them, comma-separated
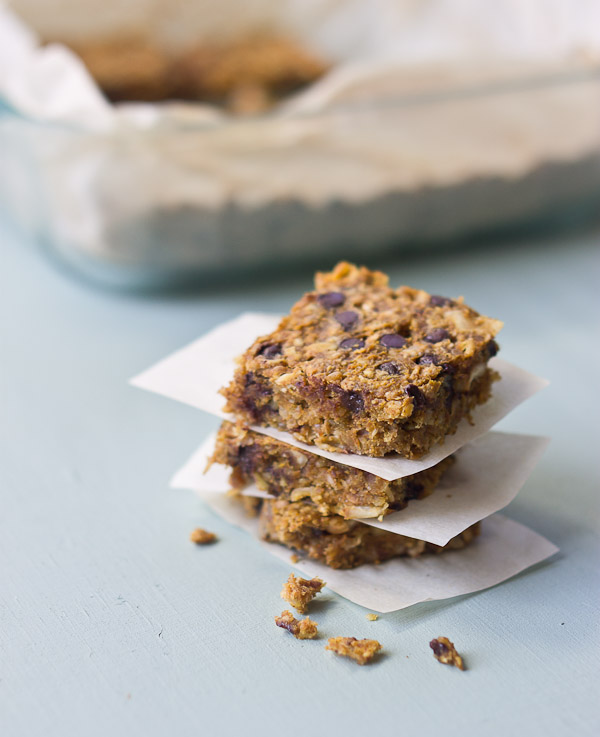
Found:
189,528 -> 217,545
281,574 -> 325,613
326,637 -> 382,665
429,637 -> 465,670
366,613 -> 378,621
274,610 -> 318,640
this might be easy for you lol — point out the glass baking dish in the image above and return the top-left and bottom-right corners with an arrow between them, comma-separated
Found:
2,65 -> 600,291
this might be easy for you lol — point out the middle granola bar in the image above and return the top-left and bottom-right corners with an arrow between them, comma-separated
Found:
211,421 -> 454,520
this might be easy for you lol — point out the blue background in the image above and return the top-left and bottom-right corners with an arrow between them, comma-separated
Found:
1,221 -> 599,737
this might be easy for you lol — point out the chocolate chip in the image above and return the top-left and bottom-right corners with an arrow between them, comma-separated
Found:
341,390 -> 364,414
417,353 -> 438,365
486,339 -> 499,357
425,328 -> 450,343
339,337 -> 364,350
379,362 -> 400,375
237,445 -> 257,477
403,480 -> 425,501
380,333 -> 407,348
257,342 -> 282,359
318,292 -> 345,308
405,384 -> 423,404
430,639 -> 450,657
430,295 -> 451,307
335,310 -> 359,329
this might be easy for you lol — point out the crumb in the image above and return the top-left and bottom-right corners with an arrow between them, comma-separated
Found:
429,637 -> 465,670
366,613 -> 378,621
290,554 -> 299,564
326,637 -> 382,665
189,528 -> 217,545
274,610 -> 318,640
281,573 -> 325,613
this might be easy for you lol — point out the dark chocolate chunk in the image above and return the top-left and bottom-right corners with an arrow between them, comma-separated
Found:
425,328 -> 450,343
257,342 -> 282,359
405,384 -> 423,405
339,337 -> 364,350
318,292 -> 345,308
486,339 -> 499,357
430,295 -> 451,307
430,639 -> 450,657
417,353 -> 438,365
380,333 -> 407,348
379,362 -> 400,375
341,390 -> 364,414
335,310 -> 359,329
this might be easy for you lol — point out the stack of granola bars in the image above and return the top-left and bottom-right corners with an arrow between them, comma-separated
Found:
210,262 -> 504,569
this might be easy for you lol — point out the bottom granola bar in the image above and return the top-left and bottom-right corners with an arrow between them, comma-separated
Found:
236,496 -> 480,569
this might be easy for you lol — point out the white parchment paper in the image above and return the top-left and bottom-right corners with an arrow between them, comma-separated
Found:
171,430 -> 549,546
131,312 -> 548,481
197,491 -> 558,612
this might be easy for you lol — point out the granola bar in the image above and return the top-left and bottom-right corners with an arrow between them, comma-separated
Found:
212,421 -> 453,519
172,35 -> 328,113
254,497 -> 480,569
222,262 -> 502,458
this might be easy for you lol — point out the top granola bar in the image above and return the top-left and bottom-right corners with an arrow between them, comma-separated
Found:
222,262 -> 502,458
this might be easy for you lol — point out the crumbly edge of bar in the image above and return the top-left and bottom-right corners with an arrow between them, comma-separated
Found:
252,497 -> 480,570
211,421 -> 454,519
275,610 -> 319,639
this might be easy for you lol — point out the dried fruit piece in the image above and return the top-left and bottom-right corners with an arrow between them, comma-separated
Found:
326,637 -> 382,665
274,610 -> 318,640
281,573 -> 325,613
429,637 -> 465,670
189,528 -> 217,544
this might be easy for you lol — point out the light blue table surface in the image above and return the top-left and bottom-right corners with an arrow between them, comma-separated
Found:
2,221 -> 599,737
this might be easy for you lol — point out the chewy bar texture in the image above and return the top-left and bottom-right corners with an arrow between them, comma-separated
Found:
222,262 -> 502,458
253,496 -> 480,569
212,421 -> 454,519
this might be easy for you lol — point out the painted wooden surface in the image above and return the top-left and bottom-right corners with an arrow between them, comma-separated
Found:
1,221 -> 599,737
